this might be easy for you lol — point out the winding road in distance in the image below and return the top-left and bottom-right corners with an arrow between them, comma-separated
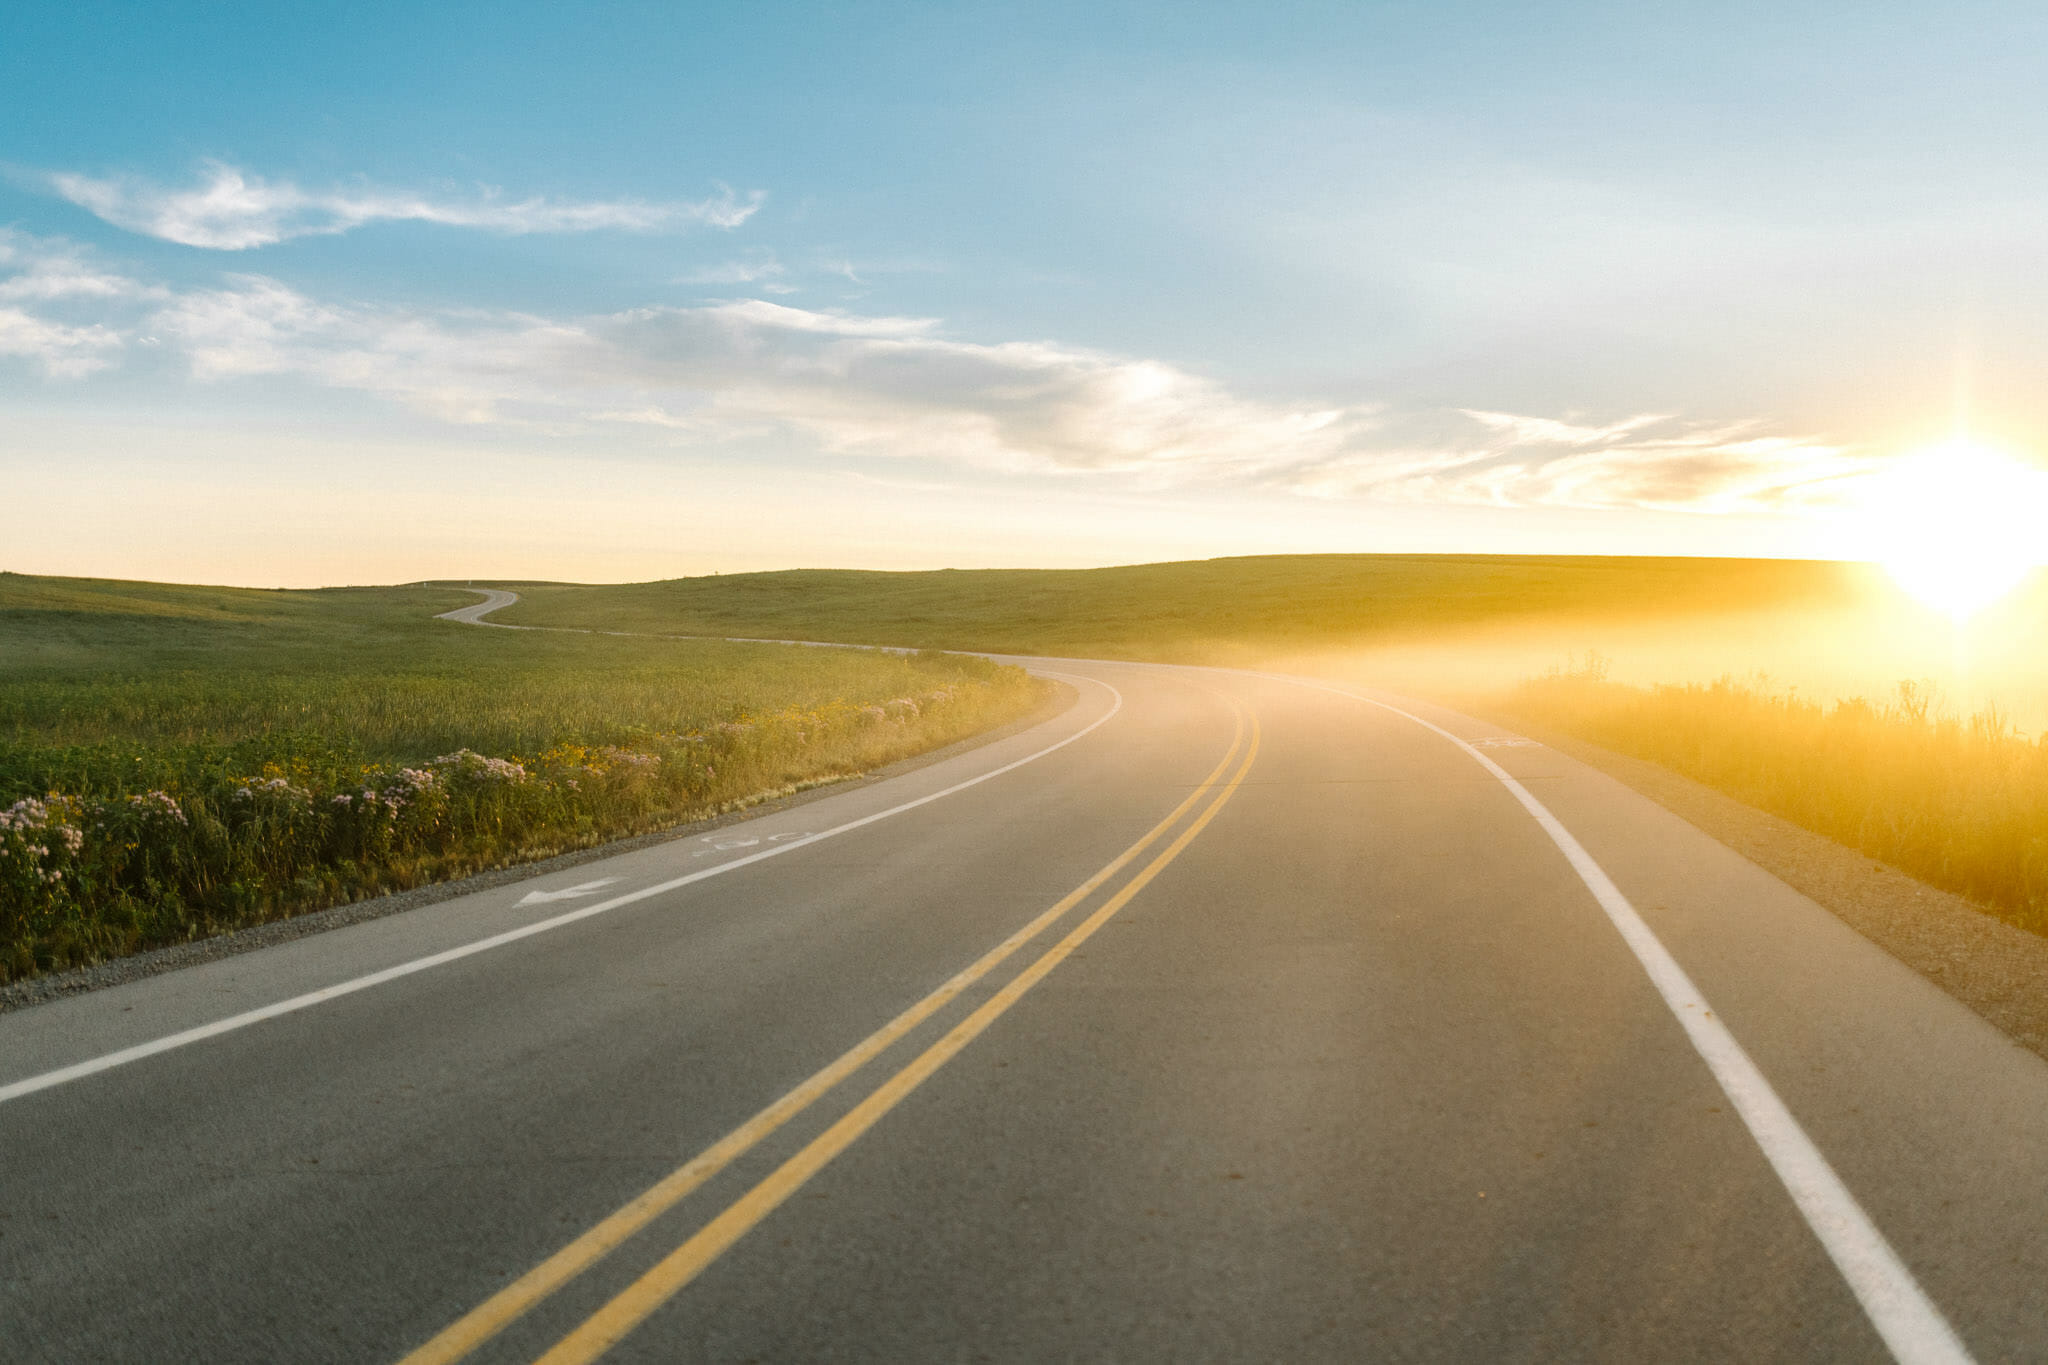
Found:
4,591 -> 2045,1362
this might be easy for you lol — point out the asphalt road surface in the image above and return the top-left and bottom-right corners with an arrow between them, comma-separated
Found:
4,634 -> 2046,1361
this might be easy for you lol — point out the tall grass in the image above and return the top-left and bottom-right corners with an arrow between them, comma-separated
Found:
0,576 -> 1045,982
1507,661 -> 2048,936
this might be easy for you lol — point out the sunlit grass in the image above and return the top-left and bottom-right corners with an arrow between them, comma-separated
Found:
0,575 -> 1044,983
1505,661 -> 2048,937
495,555 -> 1869,662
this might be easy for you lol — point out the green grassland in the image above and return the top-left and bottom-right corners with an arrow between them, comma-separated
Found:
0,573 -> 1044,982
495,554 -> 1871,661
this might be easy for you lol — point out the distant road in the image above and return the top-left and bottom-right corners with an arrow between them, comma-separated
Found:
434,587 -> 526,627
3,592 -> 2043,1361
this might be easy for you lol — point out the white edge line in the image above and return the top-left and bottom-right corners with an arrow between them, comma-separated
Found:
0,673 -> 1123,1107
1261,673 -> 1971,1365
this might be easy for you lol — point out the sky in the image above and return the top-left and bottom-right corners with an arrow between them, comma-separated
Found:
5,0 -> 2048,586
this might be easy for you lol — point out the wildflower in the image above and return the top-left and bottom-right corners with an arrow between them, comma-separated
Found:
0,797 -> 50,831
234,777 -> 309,805
127,790 -> 188,825
431,750 -> 530,783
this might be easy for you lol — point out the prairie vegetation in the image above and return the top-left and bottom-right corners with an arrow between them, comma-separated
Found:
495,555 -> 1871,662
1506,664 -> 2048,936
0,574 -> 1043,983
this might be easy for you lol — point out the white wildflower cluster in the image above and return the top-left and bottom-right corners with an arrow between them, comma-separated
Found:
431,750 -> 530,784
334,766 -> 439,815
126,790 -> 189,826
0,797 -> 52,833
860,687 -> 960,727
595,747 -> 660,773
233,776 -> 312,805
1,797 -> 81,883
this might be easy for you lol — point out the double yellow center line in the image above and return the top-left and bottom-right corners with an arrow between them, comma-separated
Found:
401,698 -> 1261,1365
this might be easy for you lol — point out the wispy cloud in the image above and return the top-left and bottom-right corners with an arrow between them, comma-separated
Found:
0,308 -> 124,377
677,250 -> 797,294
0,232 -> 158,376
1288,410 -> 1868,516
46,163 -> 764,249
146,280 -> 1348,468
0,230 -> 164,303
0,229 -> 1869,517
144,276 -> 1868,509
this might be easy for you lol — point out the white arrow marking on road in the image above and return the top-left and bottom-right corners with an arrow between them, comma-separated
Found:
693,832 -> 814,858
518,878 -> 621,906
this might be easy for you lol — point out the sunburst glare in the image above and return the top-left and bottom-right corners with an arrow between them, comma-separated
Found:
1858,440 -> 2048,621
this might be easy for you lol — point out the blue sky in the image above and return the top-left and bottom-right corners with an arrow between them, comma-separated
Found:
5,1 -> 2046,584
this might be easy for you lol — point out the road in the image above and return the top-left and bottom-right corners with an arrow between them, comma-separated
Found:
434,588 -> 526,627
3,611 -> 2046,1362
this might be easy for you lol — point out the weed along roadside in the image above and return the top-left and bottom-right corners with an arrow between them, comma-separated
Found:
1504,663 -> 2048,938
0,576 -> 1046,984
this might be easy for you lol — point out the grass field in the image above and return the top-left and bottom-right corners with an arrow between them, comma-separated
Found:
1507,665 -> 2048,936
0,573 -> 1044,982
493,554 -> 1872,662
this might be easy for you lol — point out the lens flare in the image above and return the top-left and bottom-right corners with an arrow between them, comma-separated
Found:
1861,441 -> 2047,620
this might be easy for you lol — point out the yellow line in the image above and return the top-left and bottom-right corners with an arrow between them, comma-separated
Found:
531,716 -> 1263,1365
396,702 -> 1247,1365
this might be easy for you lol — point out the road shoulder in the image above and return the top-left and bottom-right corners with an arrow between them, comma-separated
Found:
1501,715 -> 2048,1063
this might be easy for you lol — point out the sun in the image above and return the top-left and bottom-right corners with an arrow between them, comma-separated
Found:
1861,440 -> 2048,621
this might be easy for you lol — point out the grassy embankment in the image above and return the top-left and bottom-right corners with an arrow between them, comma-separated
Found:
1508,665 -> 2048,936
0,574 -> 1043,983
501,555 -> 2048,938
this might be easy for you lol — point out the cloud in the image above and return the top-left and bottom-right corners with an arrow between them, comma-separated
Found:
677,250 -> 797,294
1,229 -> 1867,517
146,281 -> 1361,470
47,163 -> 764,249
1289,410 -> 1869,517
146,277 -> 1870,512
0,308 -> 124,377
0,232 -> 156,375
0,230 -> 164,303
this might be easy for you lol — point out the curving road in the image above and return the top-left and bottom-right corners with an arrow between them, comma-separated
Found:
434,588 -> 528,628
2,598 -> 2045,1362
